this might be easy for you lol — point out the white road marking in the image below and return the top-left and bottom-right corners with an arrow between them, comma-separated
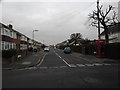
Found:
22,62 -> 31,65
9,63 -> 114,71
25,67 -> 36,70
55,53 -> 58,56
1,68 -> 13,70
58,56 -> 62,59
54,51 -> 71,67
85,64 -> 95,67
11,67 -> 37,71
69,64 -> 76,67
76,64 -> 86,67
39,67 -> 48,69
62,59 -> 71,67
51,67 -> 58,69
60,66 -> 67,68
94,63 -> 103,66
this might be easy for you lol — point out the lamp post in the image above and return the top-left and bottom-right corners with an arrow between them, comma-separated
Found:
33,30 -> 39,48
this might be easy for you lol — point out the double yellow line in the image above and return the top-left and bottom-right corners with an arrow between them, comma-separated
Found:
36,53 -> 47,67
10,53 -> 47,71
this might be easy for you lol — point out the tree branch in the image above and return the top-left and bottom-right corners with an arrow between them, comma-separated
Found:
104,5 -> 113,18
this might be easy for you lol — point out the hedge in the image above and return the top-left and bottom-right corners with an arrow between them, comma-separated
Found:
2,49 -> 17,58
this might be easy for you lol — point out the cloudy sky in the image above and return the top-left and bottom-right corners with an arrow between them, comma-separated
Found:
1,0 -> 119,45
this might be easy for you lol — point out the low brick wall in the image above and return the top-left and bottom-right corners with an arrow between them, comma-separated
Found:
2,50 -> 33,64
2,55 -> 17,64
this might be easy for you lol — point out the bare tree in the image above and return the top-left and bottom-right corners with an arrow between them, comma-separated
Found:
89,2 -> 119,43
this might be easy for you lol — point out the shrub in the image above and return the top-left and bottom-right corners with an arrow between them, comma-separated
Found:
2,49 -> 17,58
105,43 -> 120,59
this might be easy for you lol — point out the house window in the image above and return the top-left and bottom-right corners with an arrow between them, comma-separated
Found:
10,42 -> 13,49
21,35 -> 27,41
25,37 -> 27,41
1,41 -> 5,50
0,24 -> 2,34
29,39 -> 33,43
4,28 -> 7,36
1,28 -> 4,35
20,44 -> 27,50
13,32 -> 17,39
2,42 -> 17,50
12,43 -> 14,49
10,31 -> 13,38
4,28 -> 10,37
13,43 -> 16,49
4,42 -> 9,50
21,35 -> 24,41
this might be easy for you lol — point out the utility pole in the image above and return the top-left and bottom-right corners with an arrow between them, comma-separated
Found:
97,0 -> 101,39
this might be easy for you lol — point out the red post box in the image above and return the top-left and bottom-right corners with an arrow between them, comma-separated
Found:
95,39 -> 105,58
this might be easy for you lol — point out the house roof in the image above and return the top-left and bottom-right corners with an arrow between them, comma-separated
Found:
0,23 -> 30,38
100,23 -> 120,36
0,23 -> 39,42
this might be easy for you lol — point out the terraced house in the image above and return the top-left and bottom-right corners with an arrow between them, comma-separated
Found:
0,23 -> 42,64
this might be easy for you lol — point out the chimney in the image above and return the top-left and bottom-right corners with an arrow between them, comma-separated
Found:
8,24 -> 13,29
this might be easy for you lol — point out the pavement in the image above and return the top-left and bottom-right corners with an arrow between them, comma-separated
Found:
2,50 -> 45,70
2,49 -> 120,70
57,49 -> 120,64
71,52 -> 120,64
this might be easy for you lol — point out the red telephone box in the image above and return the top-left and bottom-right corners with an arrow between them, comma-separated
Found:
95,39 -> 105,58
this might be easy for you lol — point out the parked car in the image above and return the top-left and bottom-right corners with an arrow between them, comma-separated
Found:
44,47 -> 50,52
34,48 -> 37,52
64,47 -> 71,54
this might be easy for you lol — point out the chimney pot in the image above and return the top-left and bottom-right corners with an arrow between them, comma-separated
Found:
8,24 -> 13,29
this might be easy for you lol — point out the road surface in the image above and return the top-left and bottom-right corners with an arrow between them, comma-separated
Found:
2,47 -> 119,88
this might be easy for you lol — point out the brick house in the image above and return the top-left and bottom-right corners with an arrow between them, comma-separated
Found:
0,23 -> 42,64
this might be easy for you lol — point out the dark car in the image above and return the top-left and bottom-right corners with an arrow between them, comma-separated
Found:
34,48 -> 37,52
64,47 -> 71,54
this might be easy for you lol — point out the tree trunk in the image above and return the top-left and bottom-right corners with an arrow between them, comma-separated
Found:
104,27 -> 109,44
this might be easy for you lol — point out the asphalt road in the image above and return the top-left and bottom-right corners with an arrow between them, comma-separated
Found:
2,47 -> 120,88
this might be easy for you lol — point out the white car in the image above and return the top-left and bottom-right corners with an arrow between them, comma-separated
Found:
44,47 -> 50,52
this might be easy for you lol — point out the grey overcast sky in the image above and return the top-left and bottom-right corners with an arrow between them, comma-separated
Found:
1,0 -> 119,45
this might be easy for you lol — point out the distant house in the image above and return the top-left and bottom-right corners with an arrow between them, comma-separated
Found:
100,23 -> 120,43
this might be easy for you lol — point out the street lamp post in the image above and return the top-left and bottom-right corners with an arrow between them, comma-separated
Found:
33,30 -> 39,48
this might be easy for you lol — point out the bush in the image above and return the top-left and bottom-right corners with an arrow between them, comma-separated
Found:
2,49 -> 17,58
84,44 -> 96,55
70,44 -> 96,55
105,43 -> 120,59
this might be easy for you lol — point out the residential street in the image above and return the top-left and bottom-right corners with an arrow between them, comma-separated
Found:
2,47 -> 119,88
1,0 -> 120,89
